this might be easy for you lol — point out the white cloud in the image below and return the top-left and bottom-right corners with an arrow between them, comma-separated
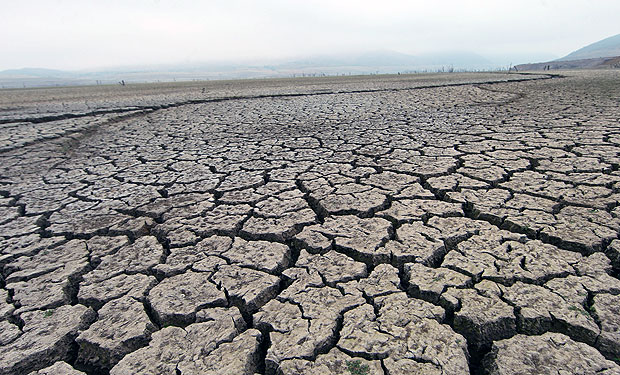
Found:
1,0 -> 618,70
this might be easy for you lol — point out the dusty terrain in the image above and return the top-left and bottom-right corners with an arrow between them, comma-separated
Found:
1,70 -> 620,375
515,56 -> 620,71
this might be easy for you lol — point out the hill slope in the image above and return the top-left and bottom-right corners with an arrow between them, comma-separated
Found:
558,33 -> 620,61
515,56 -> 620,71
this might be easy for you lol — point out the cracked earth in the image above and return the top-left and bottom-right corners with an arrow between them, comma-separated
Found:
1,71 -> 620,374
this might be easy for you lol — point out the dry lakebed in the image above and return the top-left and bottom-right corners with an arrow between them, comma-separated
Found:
1,71 -> 620,374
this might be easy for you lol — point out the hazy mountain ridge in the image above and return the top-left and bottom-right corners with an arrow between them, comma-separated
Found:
277,50 -> 492,68
515,33 -> 620,71
0,50 -> 519,88
515,56 -> 620,71
557,33 -> 620,61
0,68 -> 74,77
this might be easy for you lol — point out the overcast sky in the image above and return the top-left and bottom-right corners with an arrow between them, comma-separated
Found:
2,0 -> 619,71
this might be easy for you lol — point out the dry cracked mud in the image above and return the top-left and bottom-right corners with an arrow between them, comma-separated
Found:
2,71 -> 620,374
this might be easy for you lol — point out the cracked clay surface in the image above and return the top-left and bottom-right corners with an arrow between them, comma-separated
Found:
1,71 -> 620,374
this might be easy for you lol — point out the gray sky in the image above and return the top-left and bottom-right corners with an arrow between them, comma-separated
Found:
2,0 -> 619,71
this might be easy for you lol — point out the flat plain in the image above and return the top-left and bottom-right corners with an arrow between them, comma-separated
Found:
1,70 -> 620,375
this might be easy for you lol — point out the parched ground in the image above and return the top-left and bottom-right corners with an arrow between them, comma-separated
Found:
1,70 -> 620,375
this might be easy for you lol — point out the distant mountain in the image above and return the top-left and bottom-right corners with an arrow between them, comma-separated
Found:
515,56 -> 620,71
0,67 -> 73,78
557,33 -> 620,61
415,52 -> 492,66
514,33 -> 620,71
280,50 -> 415,68
279,50 -> 491,69
0,50 -> 501,88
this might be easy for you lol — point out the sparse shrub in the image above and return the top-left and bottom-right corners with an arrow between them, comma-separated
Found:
568,305 -> 590,317
346,360 -> 370,375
